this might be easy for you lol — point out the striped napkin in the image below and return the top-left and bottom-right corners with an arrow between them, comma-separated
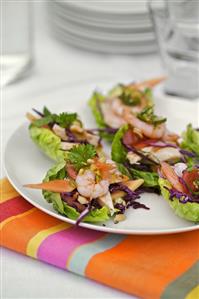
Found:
1,178 -> 199,299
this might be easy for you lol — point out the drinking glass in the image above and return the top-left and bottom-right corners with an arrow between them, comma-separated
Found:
1,1 -> 33,87
148,0 -> 199,99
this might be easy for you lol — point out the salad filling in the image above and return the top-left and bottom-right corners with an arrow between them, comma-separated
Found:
25,144 -> 147,224
159,162 -> 199,222
27,107 -> 101,161
88,77 -> 165,141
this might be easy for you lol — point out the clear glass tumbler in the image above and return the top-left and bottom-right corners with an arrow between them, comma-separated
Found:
148,0 -> 199,99
1,1 -> 33,87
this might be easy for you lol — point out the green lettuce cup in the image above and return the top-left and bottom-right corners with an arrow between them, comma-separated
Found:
159,178 -> 199,222
28,107 -> 101,161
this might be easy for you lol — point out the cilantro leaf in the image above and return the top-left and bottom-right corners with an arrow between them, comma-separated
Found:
32,107 -> 77,129
67,144 -> 97,171
32,115 -> 54,127
119,87 -> 141,106
137,106 -> 166,125
54,112 -> 77,128
43,106 -> 52,117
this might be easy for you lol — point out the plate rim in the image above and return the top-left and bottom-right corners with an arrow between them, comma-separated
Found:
4,122 -> 199,236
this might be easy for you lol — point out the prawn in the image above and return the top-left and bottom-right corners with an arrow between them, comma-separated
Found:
124,109 -> 166,139
75,170 -> 109,199
101,100 -> 126,128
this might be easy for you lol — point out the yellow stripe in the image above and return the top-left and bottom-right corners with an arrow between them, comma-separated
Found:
0,208 -> 36,230
26,222 -> 71,258
185,285 -> 199,299
0,178 -> 19,203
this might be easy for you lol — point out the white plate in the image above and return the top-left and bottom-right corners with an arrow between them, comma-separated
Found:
63,0 -> 148,15
51,25 -> 157,54
50,11 -> 155,43
51,1 -> 152,29
4,80 -> 199,235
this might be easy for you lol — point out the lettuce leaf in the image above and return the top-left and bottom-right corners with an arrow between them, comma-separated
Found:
29,125 -> 66,161
88,91 -> 106,128
42,161 -> 110,223
111,124 -> 128,163
88,91 -> 116,141
159,178 -> 199,222
130,169 -> 159,187
181,124 -> 199,156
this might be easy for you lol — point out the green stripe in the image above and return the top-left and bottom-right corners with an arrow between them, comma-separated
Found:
161,261 -> 199,299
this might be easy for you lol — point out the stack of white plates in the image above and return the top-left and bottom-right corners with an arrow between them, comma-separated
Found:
47,0 -> 156,54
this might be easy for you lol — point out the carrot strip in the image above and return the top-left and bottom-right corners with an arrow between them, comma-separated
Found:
24,179 -> 76,193
160,162 -> 185,193
128,76 -> 166,89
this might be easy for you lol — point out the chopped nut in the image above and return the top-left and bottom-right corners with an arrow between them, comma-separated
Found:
124,179 -> 144,191
79,168 -> 84,175
127,152 -> 141,165
77,195 -> 89,205
111,191 -> 125,200
70,122 -> 84,133
87,158 -> 94,164
60,142 -> 78,150
114,214 -> 126,224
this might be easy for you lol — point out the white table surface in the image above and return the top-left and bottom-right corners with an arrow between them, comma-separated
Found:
1,3 -> 183,299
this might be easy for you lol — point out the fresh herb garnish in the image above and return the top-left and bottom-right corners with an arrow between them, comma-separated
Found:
119,87 -> 141,106
54,112 -> 77,128
67,144 -> 97,171
43,106 -> 51,117
32,107 -> 77,129
137,106 -> 166,125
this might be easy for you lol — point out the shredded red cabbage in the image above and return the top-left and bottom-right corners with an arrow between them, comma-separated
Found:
179,149 -> 197,158
61,190 -> 77,201
65,128 -> 88,144
165,187 -> 199,203
76,205 -> 91,226
32,108 -> 44,117
109,183 -> 149,210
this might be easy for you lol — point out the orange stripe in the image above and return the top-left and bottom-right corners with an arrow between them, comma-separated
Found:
86,231 -> 199,299
1,208 -> 63,254
0,178 -> 19,203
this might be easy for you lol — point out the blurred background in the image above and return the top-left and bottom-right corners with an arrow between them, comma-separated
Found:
1,0 -> 199,97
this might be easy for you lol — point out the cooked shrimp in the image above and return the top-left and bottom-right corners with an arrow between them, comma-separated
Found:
76,170 -> 109,199
124,109 -> 166,139
162,130 -> 179,143
101,101 -> 126,128
111,98 -> 125,116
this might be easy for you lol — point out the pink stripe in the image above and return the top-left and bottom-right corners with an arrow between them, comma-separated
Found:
37,226 -> 105,268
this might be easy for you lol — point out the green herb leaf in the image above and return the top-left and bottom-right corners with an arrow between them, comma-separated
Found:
54,112 -> 77,128
119,87 -> 141,106
43,106 -> 52,117
33,115 -> 54,127
137,106 -> 166,125
32,108 -> 77,129
67,144 -> 97,171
